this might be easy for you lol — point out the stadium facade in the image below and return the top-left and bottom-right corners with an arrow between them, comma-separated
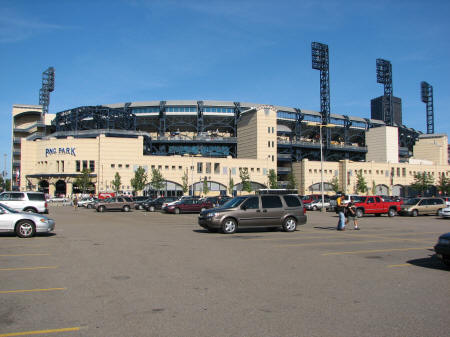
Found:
12,100 -> 450,197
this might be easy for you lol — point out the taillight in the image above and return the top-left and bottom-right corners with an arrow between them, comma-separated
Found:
45,202 -> 48,208
303,207 -> 306,215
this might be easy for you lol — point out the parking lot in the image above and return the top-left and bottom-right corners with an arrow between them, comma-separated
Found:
0,206 -> 449,337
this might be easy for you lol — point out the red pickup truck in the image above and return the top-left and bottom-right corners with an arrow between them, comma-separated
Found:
352,196 -> 402,217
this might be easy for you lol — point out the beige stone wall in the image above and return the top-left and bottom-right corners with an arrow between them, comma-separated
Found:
413,134 -> 448,165
366,126 -> 399,163
20,135 -> 275,196
292,159 -> 450,195
237,106 -> 277,163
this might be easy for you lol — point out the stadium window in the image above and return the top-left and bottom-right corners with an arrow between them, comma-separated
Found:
89,161 -> 95,172
257,168 -> 260,173
111,164 -> 115,168
158,165 -> 162,170
125,164 -> 129,169
272,127 -> 274,133
197,162 -> 203,173
206,163 -> 211,174
83,160 -> 88,170
179,166 -> 182,170
268,141 -> 270,147
56,161 -> 59,172
165,165 -> 169,170
314,169 -> 317,173
214,163 -> 220,174
272,141 -> 274,147
231,167 -> 236,175
272,155 -> 274,162
151,165 -> 155,169
397,168 -> 400,176
76,160 -> 81,172
172,166 -> 175,170
251,168 -> 254,172
402,168 -> 406,177
118,164 -> 122,169
268,127 -> 270,133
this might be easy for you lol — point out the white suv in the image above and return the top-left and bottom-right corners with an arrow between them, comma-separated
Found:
0,192 -> 48,214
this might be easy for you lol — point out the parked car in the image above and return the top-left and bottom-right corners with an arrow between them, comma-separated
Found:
440,206 -> 450,218
305,197 -> 330,211
165,198 -> 213,214
161,196 -> 200,211
328,194 -> 359,211
202,196 -> 232,207
48,196 -> 69,203
0,203 -> 55,238
134,196 -> 153,210
434,232 -> 450,267
398,197 -> 445,217
0,191 -> 48,214
95,197 -> 135,212
85,198 -> 99,209
352,195 -> 403,217
198,194 -> 307,234
77,197 -> 96,207
144,197 -> 178,212
301,194 -> 321,205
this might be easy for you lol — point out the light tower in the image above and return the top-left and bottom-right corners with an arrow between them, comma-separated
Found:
311,42 -> 330,126
421,81 -> 434,134
39,67 -> 55,116
375,59 -> 393,126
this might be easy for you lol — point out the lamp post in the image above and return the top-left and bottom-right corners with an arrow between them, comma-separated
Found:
307,122 -> 337,212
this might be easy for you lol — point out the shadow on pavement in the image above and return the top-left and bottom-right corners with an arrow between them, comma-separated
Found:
407,254 -> 449,271
313,226 -> 338,231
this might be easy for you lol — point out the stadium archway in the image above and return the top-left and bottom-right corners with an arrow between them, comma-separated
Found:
38,180 -> 49,194
144,180 -> 183,197
233,181 -> 266,195
309,182 -> 334,193
375,184 -> 389,195
55,180 -> 67,197
392,184 -> 405,197
190,181 -> 227,196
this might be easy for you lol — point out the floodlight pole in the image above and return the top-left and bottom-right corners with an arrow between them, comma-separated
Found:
320,125 -> 325,212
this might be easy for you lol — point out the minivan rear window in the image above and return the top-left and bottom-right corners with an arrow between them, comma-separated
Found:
261,196 -> 282,208
283,195 -> 301,207
27,193 -> 45,201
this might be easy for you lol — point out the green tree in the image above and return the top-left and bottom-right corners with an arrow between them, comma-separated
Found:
228,176 -> 234,195
286,172 -> 297,190
150,168 -> 165,195
410,172 -> 434,195
74,168 -> 93,194
268,169 -> 278,189
5,179 -> 10,191
130,166 -> 148,196
437,174 -> 450,195
202,176 -> 209,195
239,167 -> 252,193
112,172 -> 121,193
181,170 -> 189,194
355,171 -> 368,194
372,180 -> 377,194
330,176 -> 339,193
0,176 -> 4,192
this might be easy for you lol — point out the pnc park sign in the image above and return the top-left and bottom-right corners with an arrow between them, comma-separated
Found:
45,147 -> 76,157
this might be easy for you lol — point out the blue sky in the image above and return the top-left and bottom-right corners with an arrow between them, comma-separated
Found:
1,0 -> 450,175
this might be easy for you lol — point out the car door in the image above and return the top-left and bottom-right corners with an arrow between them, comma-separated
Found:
374,197 -> 383,213
417,199 -> 428,214
430,198 -> 444,214
0,206 -> 15,231
238,196 -> 261,227
260,195 -> 284,226
365,197 -> 376,213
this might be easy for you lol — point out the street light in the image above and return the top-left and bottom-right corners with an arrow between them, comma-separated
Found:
306,122 -> 338,212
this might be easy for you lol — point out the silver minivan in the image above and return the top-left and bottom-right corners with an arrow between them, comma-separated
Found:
198,194 -> 307,234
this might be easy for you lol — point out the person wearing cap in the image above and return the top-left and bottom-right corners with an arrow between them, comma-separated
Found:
336,194 -> 346,231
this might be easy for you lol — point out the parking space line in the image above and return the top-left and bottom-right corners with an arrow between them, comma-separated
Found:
277,239 -> 434,248
0,266 -> 58,271
321,247 -> 432,256
0,254 -> 50,257
387,264 -> 413,268
0,327 -> 80,336
0,288 -> 66,294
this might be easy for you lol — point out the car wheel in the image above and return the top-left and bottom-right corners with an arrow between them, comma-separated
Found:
99,206 -> 106,213
412,209 -> 418,217
123,205 -> 130,212
388,208 -> 397,217
149,206 -> 155,212
23,207 -> 37,213
355,208 -> 364,218
282,217 -> 297,232
221,218 -> 237,234
138,205 -> 143,210
15,220 -> 36,238
312,206 -> 317,211
437,208 -> 443,216
174,208 -> 180,214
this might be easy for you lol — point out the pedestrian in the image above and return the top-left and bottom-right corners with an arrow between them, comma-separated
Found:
346,201 -> 359,230
73,195 -> 78,210
336,194 -> 346,231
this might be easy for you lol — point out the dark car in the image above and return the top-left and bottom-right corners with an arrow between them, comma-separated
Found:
198,194 -> 307,234
144,196 -> 178,212
203,196 -> 232,207
166,199 -> 213,214
434,232 -> 450,267
134,196 -> 153,210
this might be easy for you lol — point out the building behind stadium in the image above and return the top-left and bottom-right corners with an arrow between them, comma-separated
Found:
11,100 -> 450,197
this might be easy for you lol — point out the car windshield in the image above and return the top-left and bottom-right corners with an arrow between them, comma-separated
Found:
0,203 -> 18,213
352,196 -> 366,203
221,196 -> 247,208
404,198 -> 421,205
